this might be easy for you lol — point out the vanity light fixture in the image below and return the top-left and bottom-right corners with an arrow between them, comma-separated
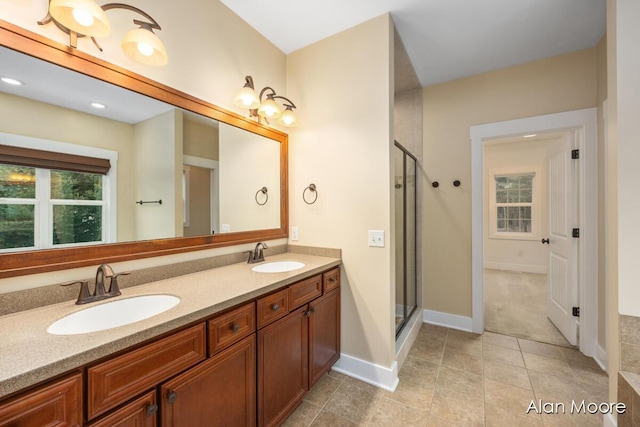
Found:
1,77 -> 24,86
233,76 -> 298,127
38,0 -> 168,66
523,134 -> 537,138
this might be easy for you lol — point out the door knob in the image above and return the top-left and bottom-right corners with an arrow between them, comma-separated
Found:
541,238 -> 550,244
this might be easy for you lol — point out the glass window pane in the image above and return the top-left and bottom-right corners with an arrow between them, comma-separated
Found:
497,219 -> 505,231
520,189 -> 532,203
495,177 -> 507,190
507,189 -> 520,203
0,204 -> 34,249
521,206 -> 531,220
507,207 -> 520,219
497,207 -> 505,219
52,205 -> 102,245
51,170 -> 102,200
0,164 -> 36,198
507,219 -> 520,232
522,219 -> 532,232
496,190 -> 508,203
507,176 -> 519,188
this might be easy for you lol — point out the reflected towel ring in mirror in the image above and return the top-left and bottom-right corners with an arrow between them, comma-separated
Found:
255,187 -> 268,206
303,183 -> 318,205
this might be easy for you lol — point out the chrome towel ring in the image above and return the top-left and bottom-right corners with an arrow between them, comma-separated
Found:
303,183 -> 318,205
255,187 -> 268,205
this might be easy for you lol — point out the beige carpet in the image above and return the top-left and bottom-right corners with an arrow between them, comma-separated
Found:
484,269 -> 573,348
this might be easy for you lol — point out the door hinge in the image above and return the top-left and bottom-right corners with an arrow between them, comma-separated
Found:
571,149 -> 580,159
572,228 -> 580,238
572,307 -> 580,317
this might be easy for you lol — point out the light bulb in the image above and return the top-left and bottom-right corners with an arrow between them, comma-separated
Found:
72,8 -> 95,27
137,42 -> 154,57
241,95 -> 254,107
263,106 -> 278,117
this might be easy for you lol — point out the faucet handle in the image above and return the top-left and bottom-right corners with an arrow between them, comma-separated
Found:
61,280 -> 92,305
107,271 -> 131,297
243,250 -> 254,263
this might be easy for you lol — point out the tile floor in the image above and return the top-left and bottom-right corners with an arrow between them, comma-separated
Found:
283,324 -> 609,426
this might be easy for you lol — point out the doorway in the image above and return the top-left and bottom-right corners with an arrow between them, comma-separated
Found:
482,132 -> 575,347
183,155 -> 219,236
470,109 -> 598,358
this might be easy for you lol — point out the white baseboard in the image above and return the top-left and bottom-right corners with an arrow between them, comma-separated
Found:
332,353 -> 399,392
423,309 -> 473,333
594,343 -> 608,372
604,412 -> 617,427
484,262 -> 547,274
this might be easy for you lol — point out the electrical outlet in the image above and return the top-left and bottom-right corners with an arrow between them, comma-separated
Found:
368,230 -> 385,247
291,226 -> 299,241
221,224 -> 231,233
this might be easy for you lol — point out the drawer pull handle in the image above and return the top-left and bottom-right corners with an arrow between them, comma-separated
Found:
310,306 -> 316,313
167,390 -> 178,404
272,304 -> 280,311
328,277 -> 336,283
232,323 -> 240,332
146,404 -> 158,416
303,310 -> 310,317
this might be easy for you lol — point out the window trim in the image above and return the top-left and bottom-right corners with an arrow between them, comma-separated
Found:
488,166 -> 542,241
0,132 -> 118,250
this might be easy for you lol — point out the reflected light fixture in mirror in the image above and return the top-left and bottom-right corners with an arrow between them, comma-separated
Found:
39,0 -> 168,66
234,76 -> 299,127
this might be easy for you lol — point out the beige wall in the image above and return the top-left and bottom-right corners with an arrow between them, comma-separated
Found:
183,117 -> 219,161
218,123 -> 280,233
133,109 -> 183,239
184,166 -> 212,237
422,48 -> 597,317
286,14 -> 395,367
483,139 -> 555,273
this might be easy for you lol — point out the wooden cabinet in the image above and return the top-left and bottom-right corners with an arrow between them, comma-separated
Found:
87,324 -> 206,420
88,391 -> 157,427
161,334 -> 256,427
0,372 -> 82,427
309,288 -> 341,388
257,267 -> 341,427
257,306 -> 309,427
0,266 -> 340,427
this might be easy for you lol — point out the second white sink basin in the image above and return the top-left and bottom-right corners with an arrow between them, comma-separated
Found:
251,261 -> 305,273
47,294 -> 180,335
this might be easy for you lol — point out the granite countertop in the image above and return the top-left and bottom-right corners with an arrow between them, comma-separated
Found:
0,252 -> 341,398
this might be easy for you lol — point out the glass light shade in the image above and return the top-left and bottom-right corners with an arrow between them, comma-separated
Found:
234,86 -> 260,109
257,98 -> 282,119
277,108 -> 298,127
121,28 -> 168,66
49,0 -> 111,37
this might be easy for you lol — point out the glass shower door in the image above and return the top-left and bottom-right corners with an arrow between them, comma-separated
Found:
394,141 -> 417,338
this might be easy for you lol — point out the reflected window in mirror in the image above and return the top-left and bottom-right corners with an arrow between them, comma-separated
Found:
0,139 -> 118,252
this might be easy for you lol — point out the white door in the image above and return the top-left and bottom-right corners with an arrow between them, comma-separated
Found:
545,132 -> 578,345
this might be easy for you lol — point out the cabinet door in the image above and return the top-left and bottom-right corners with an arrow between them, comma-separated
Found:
0,372 -> 82,427
161,334 -> 256,427
309,288 -> 341,387
257,306 -> 309,427
88,391 -> 157,427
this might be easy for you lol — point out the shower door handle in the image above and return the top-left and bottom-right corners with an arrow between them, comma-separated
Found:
541,238 -> 550,245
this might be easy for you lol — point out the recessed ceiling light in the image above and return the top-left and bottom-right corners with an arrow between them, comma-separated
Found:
523,134 -> 537,138
1,77 -> 23,86
90,102 -> 107,109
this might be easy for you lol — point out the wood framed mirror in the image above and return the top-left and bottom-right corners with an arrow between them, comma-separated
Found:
0,20 -> 288,279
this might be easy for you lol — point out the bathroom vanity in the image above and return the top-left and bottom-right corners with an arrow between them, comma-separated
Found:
0,252 -> 341,427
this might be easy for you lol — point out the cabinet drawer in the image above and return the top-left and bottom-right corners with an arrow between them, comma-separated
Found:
257,288 -> 289,329
323,267 -> 340,293
208,301 -> 256,355
88,390 -> 156,427
289,274 -> 322,309
0,372 -> 82,427
87,323 -> 206,420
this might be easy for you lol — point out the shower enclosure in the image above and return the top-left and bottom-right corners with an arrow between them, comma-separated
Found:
394,141 -> 417,338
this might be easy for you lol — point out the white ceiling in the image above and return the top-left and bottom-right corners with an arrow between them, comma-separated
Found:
221,0 -> 606,87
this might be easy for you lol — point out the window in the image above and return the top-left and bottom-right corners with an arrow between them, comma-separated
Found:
0,138 -> 117,252
489,167 -> 541,240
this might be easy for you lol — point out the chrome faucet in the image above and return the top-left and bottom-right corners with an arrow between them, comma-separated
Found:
244,242 -> 268,264
61,264 -> 130,305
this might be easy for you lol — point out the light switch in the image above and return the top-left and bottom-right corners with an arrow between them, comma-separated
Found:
368,230 -> 385,247
221,224 -> 231,233
291,226 -> 299,241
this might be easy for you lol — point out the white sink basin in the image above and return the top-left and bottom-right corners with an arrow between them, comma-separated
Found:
47,295 -> 180,335
251,261 -> 305,273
